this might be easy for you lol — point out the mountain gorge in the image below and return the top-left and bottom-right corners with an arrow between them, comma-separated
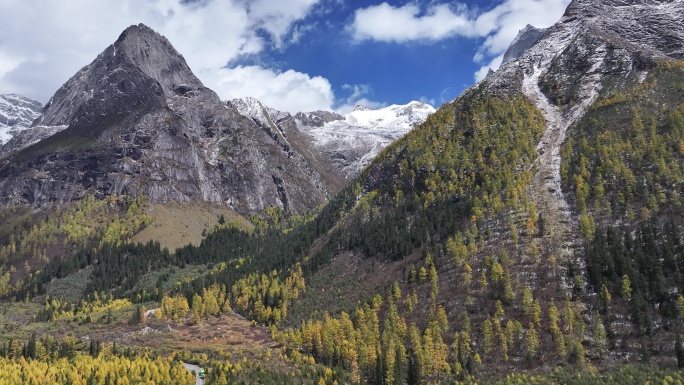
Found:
1,0 -> 684,384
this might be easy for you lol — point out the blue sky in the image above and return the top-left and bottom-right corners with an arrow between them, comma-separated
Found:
0,0 -> 570,113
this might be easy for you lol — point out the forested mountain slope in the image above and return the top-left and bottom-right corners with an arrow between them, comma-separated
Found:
274,0 -> 684,379
1,0 -> 684,384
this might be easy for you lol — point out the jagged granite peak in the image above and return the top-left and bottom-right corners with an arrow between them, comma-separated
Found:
501,24 -> 547,64
0,25 -> 330,212
560,0 -> 684,59
113,23 -> 204,96
486,0 -> 684,99
35,23 -> 207,129
293,110 -> 344,128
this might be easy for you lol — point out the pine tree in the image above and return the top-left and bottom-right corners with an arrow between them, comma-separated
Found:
622,274 -> 633,299
676,333 -> 684,369
525,323 -> 539,360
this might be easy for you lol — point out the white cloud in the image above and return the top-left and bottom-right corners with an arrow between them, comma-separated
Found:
0,0 -> 329,112
350,0 -> 570,80
239,0 -> 320,49
350,3 -> 475,43
211,66 -> 334,113
335,84 -> 386,114
419,96 -> 436,106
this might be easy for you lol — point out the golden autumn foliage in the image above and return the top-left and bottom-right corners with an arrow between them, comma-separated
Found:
0,354 -> 193,385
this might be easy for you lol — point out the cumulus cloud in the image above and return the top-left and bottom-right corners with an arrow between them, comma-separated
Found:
211,65 -> 334,113
237,0 -> 320,49
349,3 -> 474,43
0,0 -> 332,112
350,0 -> 570,81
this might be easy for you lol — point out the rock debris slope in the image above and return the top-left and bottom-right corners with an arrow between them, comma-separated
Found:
485,0 -> 684,266
0,24 -> 330,212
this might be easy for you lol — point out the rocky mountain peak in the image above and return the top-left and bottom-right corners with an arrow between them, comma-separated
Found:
501,24 -> 546,64
114,23 -> 204,97
559,0 -> 684,59
35,23 -> 210,129
0,24 -> 332,212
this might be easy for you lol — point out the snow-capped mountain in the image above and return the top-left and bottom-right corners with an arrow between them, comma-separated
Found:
299,101 -> 435,177
228,97 -> 292,132
231,97 -> 435,179
0,94 -> 43,143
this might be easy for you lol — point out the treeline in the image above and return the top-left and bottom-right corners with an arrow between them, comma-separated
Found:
1,333 -> 136,363
35,292 -> 132,323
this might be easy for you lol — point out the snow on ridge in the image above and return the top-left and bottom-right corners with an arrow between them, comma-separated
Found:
337,101 -> 435,132
0,94 -> 44,145
228,96 -> 435,178
228,97 -> 291,131
303,101 -> 435,177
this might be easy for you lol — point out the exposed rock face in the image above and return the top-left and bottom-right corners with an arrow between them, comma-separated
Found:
562,0 -> 684,59
501,25 -> 546,64
0,24 -> 329,213
294,110 -> 344,128
232,97 -> 435,179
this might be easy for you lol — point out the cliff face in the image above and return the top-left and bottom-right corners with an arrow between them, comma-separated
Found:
501,25 -> 547,64
0,24 -> 329,213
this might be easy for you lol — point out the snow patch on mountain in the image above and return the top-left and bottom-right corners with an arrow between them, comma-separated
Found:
231,97 -> 435,179
228,97 -> 290,131
0,94 -> 43,144
300,101 -> 435,177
